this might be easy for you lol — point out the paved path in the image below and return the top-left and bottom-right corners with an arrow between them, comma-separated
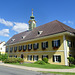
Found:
0,63 -> 75,73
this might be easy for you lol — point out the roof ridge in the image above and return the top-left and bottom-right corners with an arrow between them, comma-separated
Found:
56,20 -> 67,31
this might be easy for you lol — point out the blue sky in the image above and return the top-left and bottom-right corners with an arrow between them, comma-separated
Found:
0,0 -> 75,42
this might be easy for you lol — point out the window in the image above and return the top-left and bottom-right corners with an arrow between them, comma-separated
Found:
42,41 -> 48,49
14,55 -> 17,58
67,40 -> 72,47
10,47 -> 13,52
28,44 -> 32,50
6,47 -> 9,52
33,43 -> 39,50
42,55 -> 48,60
53,55 -> 61,62
19,46 -> 22,51
23,45 -> 27,51
14,46 -> 17,52
33,55 -> 38,61
52,40 -> 60,48
27,55 -> 32,61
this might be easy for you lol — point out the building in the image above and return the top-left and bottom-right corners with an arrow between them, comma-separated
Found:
6,10 -> 75,65
0,41 -> 6,54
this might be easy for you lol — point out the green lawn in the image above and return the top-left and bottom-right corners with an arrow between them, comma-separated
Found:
8,63 -> 75,69
40,71 -> 75,75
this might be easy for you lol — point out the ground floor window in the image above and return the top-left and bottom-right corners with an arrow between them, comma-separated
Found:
42,55 -> 48,60
27,55 -> 32,61
53,55 -> 61,62
33,55 -> 38,61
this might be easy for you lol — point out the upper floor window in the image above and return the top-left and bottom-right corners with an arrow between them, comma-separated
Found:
10,47 -> 13,52
23,45 -> 27,51
19,46 -> 22,51
52,40 -> 60,48
14,46 -> 17,52
33,43 -> 39,50
28,44 -> 32,50
42,41 -> 48,49
67,40 -> 72,47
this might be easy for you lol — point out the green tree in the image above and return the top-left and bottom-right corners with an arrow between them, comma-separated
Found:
67,57 -> 74,66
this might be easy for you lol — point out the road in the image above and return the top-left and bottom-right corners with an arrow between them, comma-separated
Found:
0,65 -> 41,75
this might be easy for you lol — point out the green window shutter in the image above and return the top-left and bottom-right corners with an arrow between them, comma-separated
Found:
71,41 -> 72,47
46,42 -> 48,48
37,43 -> 39,49
67,40 -> 69,47
59,56 -> 61,62
28,45 -> 29,50
53,55 -> 55,62
42,55 -> 43,60
52,41 -> 54,47
58,40 -> 60,47
42,42 -> 43,49
31,44 -> 32,49
33,44 -> 35,49
37,56 -> 38,61
33,55 -> 34,61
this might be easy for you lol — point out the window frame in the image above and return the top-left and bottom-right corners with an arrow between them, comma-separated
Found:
27,55 -> 32,61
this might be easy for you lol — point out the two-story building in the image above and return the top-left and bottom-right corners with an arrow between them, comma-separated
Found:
6,10 -> 75,65
0,41 -> 6,54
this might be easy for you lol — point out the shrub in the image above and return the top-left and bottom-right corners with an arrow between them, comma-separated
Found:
4,57 -> 24,63
34,60 -> 46,65
43,57 -> 48,63
67,57 -> 74,66
0,53 -> 2,60
1,53 -> 8,61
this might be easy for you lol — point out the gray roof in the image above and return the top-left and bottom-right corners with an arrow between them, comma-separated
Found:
6,20 -> 75,44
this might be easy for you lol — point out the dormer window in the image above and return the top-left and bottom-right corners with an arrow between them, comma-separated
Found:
38,31 -> 43,35
22,36 -> 26,39
11,39 -> 15,42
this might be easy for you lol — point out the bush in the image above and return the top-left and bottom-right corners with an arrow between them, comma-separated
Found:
4,57 -> 24,63
0,53 -> 2,60
1,53 -> 8,61
34,60 -> 46,65
43,57 -> 48,63
67,57 -> 74,66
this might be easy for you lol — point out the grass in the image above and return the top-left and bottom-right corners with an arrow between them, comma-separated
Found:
8,63 -> 75,69
40,71 -> 75,75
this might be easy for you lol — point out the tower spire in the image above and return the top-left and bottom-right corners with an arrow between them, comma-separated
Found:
32,9 -> 33,16
28,9 -> 36,31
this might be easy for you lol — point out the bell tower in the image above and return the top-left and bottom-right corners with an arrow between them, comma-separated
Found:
28,9 -> 36,30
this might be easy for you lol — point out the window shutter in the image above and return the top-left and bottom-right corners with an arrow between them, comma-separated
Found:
52,41 -> 54,47
31,44 -> 32,49
59,56 -> 61,62
53,55 -> 55,62
42,55 -> 43,60
47,55 -> 48,59
33,44 -> 35,49
28,45 -> 29,50
37,43 -> 39,49
37,56 -> 38,61
71,41 -> 72,47
58,40 -> 60,47
46,42 -> 48,48
33,55 -> 34,61
67,40 -> 69,47
21,46 -> 22,50
42,42 -> 43,49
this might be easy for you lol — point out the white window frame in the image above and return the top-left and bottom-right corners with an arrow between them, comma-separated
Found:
27,55 -> 32,61
54,55 -> 61,63
33,55 -> 38,61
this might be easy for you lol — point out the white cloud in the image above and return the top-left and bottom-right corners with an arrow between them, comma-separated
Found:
68,21 -> 74,25
63,20 -> 74,25
0,29 -> 9,37
12,22 -> 29,33
0,18 -> 13,26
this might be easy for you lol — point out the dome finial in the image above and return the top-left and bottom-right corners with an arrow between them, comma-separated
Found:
32,9 -> 33,16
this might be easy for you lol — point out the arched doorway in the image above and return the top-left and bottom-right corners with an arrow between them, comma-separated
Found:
21,54 -> 24,59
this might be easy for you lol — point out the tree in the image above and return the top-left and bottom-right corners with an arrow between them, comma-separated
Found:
67,57 -> 74,66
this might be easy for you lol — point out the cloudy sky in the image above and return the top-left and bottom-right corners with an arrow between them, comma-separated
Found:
0,0 -> 75,42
